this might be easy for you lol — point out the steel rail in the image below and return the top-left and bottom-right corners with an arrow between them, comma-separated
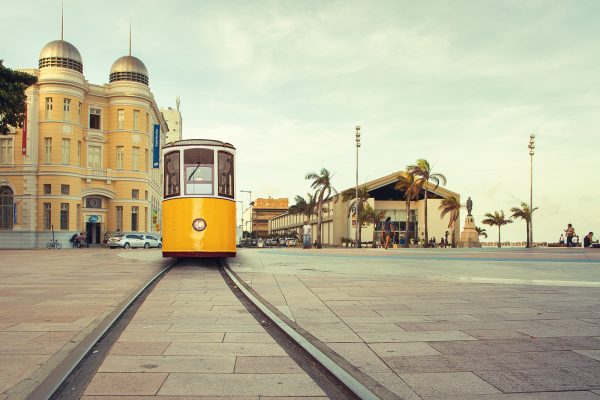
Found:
221,261 -> 383,400
27,262 -> 176,400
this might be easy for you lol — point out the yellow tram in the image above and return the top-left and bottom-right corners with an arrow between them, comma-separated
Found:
161,139 -> 236,258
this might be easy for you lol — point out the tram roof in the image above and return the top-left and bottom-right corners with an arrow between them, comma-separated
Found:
164,139 -> 235,150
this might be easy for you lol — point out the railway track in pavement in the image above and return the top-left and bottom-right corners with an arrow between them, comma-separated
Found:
27,258 -> 399,400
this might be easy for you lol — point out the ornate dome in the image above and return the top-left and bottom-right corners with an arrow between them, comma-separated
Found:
38,40 -> 83,72
109,55 -> 149,85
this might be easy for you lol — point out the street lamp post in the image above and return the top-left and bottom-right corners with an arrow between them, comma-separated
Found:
355,126 -> 361,248
240,190 -> 252,233
236,200 -> 244,238
528,133 -> 535,247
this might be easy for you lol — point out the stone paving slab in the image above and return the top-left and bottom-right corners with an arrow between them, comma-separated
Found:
230,247 -> 600,399
0,249 -> 170,399
400,371 -> 501,397
82,262 -> 327,399
157,373 -> 325,397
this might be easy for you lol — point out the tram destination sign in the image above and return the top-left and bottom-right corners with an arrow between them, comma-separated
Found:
153,124 -> 160,168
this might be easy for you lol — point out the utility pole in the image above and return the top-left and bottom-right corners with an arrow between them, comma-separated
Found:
355,126 -> 361,248
528,133 -> 535,247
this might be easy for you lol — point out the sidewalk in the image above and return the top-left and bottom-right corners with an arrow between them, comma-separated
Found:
0,249 -> 170,400
230,248 -> 600,399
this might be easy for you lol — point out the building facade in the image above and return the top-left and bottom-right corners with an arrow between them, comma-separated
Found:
160,98 -> 182,143
0,38 -> 168,248
249,197 -> 288,237
269,172 -> 460,246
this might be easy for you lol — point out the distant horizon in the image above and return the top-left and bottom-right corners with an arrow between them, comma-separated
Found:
2,0 -> 598,242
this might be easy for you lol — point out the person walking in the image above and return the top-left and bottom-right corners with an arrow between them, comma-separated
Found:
383,217 -> 393,249
564,224 -> 575,247
303,222 -> 312,249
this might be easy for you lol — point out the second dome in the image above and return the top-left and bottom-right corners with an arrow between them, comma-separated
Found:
109,55 -> 148,85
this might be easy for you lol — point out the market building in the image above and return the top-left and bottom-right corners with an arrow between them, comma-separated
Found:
0,35 -> 168,248
269,171 -> 460,246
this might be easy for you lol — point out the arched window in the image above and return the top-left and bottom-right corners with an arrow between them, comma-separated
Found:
0,186 -> 14,229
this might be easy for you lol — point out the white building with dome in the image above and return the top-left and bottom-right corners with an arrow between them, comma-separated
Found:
0,34 -> 169,248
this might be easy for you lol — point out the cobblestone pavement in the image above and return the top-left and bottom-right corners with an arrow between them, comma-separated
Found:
0,249 -> 170,400
229,247 -> 600,400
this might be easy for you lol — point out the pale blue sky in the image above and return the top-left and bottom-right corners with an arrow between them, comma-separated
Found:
2,0 -> 598,242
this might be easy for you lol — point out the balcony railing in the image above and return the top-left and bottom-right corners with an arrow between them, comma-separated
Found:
86,168 -> 111,183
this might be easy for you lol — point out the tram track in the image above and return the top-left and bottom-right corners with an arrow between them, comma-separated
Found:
27,258 -> 399,400
220,260 -> 401,400
27,262 -> 176,400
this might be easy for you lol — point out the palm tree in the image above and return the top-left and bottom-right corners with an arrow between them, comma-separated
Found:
341,185 -> 370,248
481,210 -> 513,248
438,196 -> 462,247
362,204 -> 385,247
394,171 -> 424,247
305,168 -> 337,248
407,159 -> 447,247
289,193 -> 316,221
475,226 -> 488,239
510,202 -> 539,248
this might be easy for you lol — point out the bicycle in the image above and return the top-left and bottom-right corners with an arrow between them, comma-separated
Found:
46,240 -> 62,249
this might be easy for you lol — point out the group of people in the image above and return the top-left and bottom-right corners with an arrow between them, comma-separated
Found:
561,224 -> 598,248
70,232 -> 89,248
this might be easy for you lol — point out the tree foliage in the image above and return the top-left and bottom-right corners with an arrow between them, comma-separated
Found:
394,171 -> 424,247
341,185 -> 370,248
482,210 -> 512,248
0,60 -> 37,135
305,168 -> 337,249
407,159 -> 447,247
510,202 -> 538,248
438,196 -> 462,247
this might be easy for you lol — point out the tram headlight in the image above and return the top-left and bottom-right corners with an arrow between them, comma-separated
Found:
192,218 -> 207,232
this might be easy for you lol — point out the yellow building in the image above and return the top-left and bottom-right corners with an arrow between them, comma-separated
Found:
0,37 -> 168,248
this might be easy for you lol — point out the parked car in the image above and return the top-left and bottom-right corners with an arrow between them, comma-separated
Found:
143,234 -> 162,248
107,234 -> 147,249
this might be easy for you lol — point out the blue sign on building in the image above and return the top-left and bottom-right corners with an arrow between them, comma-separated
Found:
13,203 -> 17,224
153,124 -> 160,168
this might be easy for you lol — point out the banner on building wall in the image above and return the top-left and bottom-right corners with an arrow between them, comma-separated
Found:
13,203 -> 17,225
22,105 -> 27,155
153,124 -> 160,168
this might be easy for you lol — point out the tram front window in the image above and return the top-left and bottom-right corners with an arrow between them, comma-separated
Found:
164,151 -> 180,198
184,148 -> 214,195
218,151 -> 234,198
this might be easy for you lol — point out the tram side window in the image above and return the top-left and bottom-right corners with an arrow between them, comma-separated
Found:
184,148 -> 213,195
164,151 -> 180,198
218,151 -> 234,199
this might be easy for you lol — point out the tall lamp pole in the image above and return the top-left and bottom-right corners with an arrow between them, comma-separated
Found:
528,133 -> 535,247
355,126 -> 361,248
240,190 -> 252,233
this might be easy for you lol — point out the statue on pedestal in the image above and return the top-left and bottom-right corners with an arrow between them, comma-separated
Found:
466,197 -> 473,216
459,195 -> 481,248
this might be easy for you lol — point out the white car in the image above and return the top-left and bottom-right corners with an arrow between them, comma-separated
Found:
143,234 -> 162,248
107,234 -> 147,249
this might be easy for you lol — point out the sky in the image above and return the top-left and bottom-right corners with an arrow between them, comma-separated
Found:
2,0 -> 599,243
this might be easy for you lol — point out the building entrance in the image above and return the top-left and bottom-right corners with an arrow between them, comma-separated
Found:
86,222 -> 102,245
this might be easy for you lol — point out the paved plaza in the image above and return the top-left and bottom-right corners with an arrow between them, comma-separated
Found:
0,247 -> 599,399
230,248 -> 600,399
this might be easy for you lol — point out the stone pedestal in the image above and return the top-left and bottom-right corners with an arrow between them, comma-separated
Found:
458,215 -> 481,248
